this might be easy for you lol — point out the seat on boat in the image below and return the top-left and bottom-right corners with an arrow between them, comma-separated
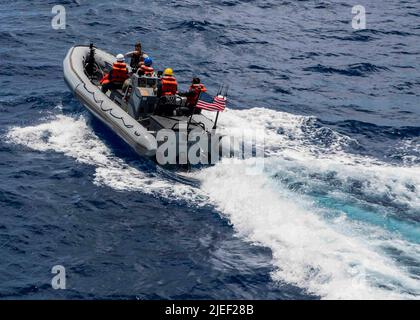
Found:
149,115 -> 186,131
154,95 -> 188,116
148,114 -> 213,132
109,88 -> 125,104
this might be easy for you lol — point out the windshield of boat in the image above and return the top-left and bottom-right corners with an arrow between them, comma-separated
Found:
138,76 -> 158,88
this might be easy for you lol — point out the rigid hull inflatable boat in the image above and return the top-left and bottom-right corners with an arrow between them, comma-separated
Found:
63,45 -> 224,165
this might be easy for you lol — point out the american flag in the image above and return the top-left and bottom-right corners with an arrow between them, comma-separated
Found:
196,92 -> 227,112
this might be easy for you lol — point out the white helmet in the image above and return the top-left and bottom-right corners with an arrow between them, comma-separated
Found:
116,54 -> 125,62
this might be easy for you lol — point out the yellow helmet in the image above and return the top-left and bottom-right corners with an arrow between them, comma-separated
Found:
164,68 -> 173,76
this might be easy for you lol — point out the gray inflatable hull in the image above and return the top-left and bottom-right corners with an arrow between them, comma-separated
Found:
63,45 -> 157,158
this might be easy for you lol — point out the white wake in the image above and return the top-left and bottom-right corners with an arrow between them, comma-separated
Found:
5,109 -> 420,299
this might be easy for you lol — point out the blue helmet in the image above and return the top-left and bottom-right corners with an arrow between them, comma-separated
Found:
144,57 -> 153,66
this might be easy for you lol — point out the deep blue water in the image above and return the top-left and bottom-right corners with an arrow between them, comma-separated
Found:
0,0 -> 419,299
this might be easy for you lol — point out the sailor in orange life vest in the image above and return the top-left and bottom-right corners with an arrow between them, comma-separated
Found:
157,68 -> 178,97
100,54 -> 129,93
137,57 -> 155,77
184,77 -> 207,110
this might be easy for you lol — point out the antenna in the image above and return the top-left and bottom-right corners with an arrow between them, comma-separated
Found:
217,84 -> 223,96
223,84 -> 229,98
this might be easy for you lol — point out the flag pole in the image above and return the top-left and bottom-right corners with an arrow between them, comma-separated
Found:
213,84 -> 228,129
188,91 -> 203,130
212,111 -> 220,129
187,107 -> 194,130
212,84 -> 224,129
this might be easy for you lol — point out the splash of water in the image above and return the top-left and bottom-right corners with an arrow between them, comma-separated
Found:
5,114 -> 202,201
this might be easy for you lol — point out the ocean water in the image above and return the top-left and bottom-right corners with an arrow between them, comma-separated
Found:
0,0 -> 419,299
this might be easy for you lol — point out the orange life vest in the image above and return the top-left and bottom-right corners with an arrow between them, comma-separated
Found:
139,65 -> 155,76
160,76 -> 178,96
187,83 -> 207,106
100,73 -> 109,85
109,62 -> 128,83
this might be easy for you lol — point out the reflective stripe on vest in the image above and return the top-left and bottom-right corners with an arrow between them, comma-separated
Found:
140,65 -> 154,76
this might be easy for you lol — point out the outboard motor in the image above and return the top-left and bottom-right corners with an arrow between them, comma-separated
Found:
85,43 -> 96,77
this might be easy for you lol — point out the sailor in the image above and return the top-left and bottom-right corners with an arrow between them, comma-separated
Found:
101,54 -> 129,93
137,57 -> 155,77
185,77 -> 207,108
157,68 -> 178,97
125,42 -> 148,72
